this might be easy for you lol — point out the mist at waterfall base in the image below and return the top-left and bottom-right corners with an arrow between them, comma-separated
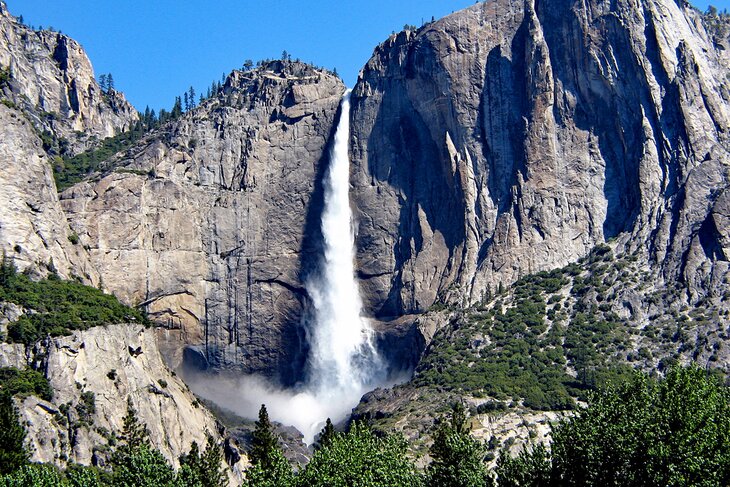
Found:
187,91 -> 389,444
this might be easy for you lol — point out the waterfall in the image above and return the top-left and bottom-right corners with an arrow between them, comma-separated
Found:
186,90 -> 385,445
305,89 -> 382,394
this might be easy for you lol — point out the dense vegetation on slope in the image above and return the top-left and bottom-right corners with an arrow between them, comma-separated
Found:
0,367 -> 52,401
0,256 -> 147,344
415,245 -> 728,411
53,124 -> 152,191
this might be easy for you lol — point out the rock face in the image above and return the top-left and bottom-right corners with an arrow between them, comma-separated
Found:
0,102 -> 98,281
0,1 -> 138,154
0,325 -> 222,468
350,0 -> 730,319
3,0 -> 730,387
62,62 -> 345,383
0,0 -> 137,281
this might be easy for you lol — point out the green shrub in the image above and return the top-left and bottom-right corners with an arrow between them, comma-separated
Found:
0,256 -> 148,345
0,367 -> 52,401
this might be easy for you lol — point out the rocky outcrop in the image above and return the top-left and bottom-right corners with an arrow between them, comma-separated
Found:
0,1 -> 138,155
0,0 -> 138,280
0,102 -> 98,281
0,325 -> 223,468
61,62 -> 345,383
350,0 -> 730,319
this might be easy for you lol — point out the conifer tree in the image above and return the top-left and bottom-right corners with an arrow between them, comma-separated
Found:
427,402 -> 491,487
244,405 -> 294,486
316,418 -> 336,450
178,434 -> 228,487
250,405 -> 279,469
0,392 -> 29,475
172,97 -> 183,118
118,397 -> 148,448
200,434 -> 228,487
297,421 -> 422,486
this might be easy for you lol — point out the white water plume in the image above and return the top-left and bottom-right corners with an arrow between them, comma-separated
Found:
305,89 -> 383,395
190,90 -> 385,444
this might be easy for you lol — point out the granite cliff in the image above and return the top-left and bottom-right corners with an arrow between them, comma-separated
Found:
350,0 -> 730,322
61,62 -> 345,383
0,0 -> 729,458
0,2 -> 136,282
0,2 -> 138,154
0,325 -> 224,469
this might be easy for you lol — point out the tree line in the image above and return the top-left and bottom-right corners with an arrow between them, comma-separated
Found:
1,365 -> 727,486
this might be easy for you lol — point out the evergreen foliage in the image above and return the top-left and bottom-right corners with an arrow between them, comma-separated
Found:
178,435 -> 228,487
0,393 -> 29,475
495,366 -> 730,486
0,464 -> 65,487
414,245 -> 643,410
0,65 -> 10,88
296,421 -> 423,487
315,417 -> 335,450
112,442 -> 176,487
243,447 -> 294,487
0,256 -> 147,344
244,404 -> 294,486
0,366 -> 53,401
427,403 -> 491,487
249,405 -> 280,470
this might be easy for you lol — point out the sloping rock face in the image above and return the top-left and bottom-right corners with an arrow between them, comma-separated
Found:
350,0 -> 730,318
0,325 -> 222,468
0,102 -> 99,281
62,62 -> 345,384
0,0 -> 137,281
0,1 -> 138,154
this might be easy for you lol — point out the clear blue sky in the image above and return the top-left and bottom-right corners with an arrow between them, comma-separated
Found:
6,0 -> 726,113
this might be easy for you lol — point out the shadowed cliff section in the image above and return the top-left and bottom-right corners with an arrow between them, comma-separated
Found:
350,0 -> 730,324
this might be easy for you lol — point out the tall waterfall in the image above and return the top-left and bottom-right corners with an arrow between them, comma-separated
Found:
186,90 -> 385,445
305,89 -> 383,394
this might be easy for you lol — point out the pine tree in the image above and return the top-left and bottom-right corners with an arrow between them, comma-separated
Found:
244,405 -> 294,486
184,92 -> 190,112
98,74 -> 108,92
200,434 -> 228,487
0,392 -> 29,475
250,404 -> 279,470
172,96 -> 183,118
107,73 -> 115,91
316,418 -> 336,450
118,397 -> 148,447
188,86 -> 196,109
427,402 -> 491,487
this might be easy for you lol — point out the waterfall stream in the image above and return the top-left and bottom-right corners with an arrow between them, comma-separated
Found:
187,90 -> 384,445
305,89 -> 383,395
